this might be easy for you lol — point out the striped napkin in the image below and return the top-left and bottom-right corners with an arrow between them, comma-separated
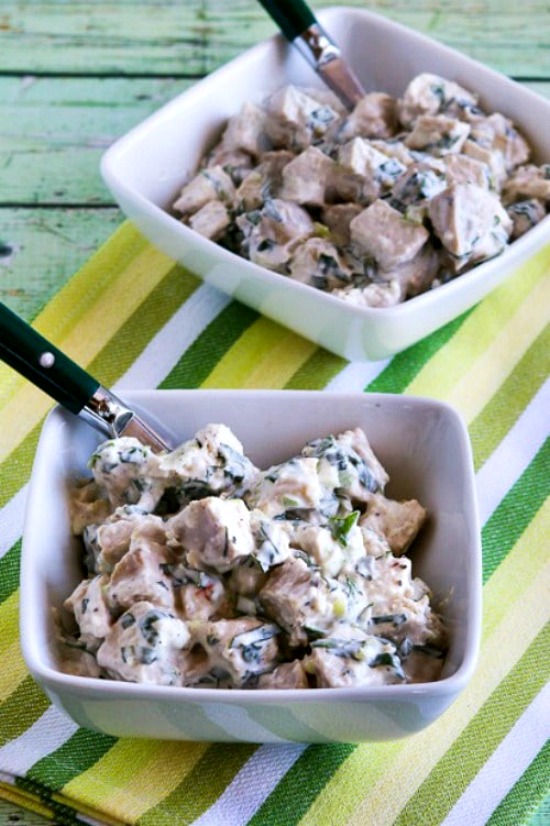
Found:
0,222 -> 548,826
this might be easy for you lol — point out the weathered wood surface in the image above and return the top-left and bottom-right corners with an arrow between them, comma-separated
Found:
0,208 -> 123,319
0,0 -> 549,77
0,3 -> 549,821
0,76 -> 187,205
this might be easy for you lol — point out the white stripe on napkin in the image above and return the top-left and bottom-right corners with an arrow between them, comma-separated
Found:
325,358 -> 390,393
441,682 -> 550,826
115,283 -> 231,391
0,704 -> 78,776
476,376 -> 550,524
0,484 -> 27,561
191,742 -> 307,826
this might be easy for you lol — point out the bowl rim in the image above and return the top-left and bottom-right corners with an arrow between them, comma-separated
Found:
99,5 -> 550,324
20,389 -> 482,706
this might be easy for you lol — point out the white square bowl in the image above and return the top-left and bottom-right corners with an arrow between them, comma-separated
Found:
20,390 -> 481,743
101,6 -> 550,361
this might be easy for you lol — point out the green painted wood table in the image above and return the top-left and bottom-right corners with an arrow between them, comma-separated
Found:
1,2 -> 549,825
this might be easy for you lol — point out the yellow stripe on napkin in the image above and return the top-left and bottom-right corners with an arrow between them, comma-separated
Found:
0,240 -> 176,464
62,739 -> 209,823
444,276 -> 550,422
201,317 -> 316,389
405,244 -> 550,402
0,594 -> 28,703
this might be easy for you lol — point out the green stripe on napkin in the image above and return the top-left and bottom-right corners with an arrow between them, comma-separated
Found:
0,222 -> 548,826
482,440 -> 549,582
489,740 -> 550,826
470,324 -> 550,470
160,303 -> 259,389
394,624 -> 550,826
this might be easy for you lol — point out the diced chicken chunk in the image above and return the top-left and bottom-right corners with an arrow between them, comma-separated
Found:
217,100 -> 268,157
289,519 -> 364,578
390,162 -> 446,211
302,428 -> 389,501
107,524 -> 175,613
58,645 -> 104,678
321,203 -> 363,244
235,169 -> 265,212
157,423 -> 258,499
402,646 -> 445,683
405,115 -> 470,156
89,437 -> 163,512
227,557 -> 269,603
398,73 -> 478,128
370,138 -> 416,167
502,164 -> 550,204
337,92 -> 399,140
172,496 -> 254,573
257,659 -> 309,689
236,150 -> 294,210
260,556 -> 326,646
333,138 -> 405,203
260,555 -> 338,646
305,630 -> 405,687
250,510 -> 292,571
382,244 -> 442,298
350,199 -> 429,270
353,553 -> 446,649
255,198 -> 315,245
506,199 -> 547,240
173,166 -> 236,215
64,574 -> 112,651
462,139 -> 507,187
368,597 -> 446,651
428,183 -> 512,268
288,237 -> 352,291
163,563 -> 228,620
96,601 -> 192,685
241,198 -> 314,272
280,146 -> 336,206
470,113 -> 530,171
264,85 -> 339,150
188,200 -> 231,241
359,493 -> 426,555
205,148 -> 253,183
192,617 -> 280,686
95,509 -> 163,572
69,480 -> 111,535
444,154 -> 492,189
246,456 -> 327,519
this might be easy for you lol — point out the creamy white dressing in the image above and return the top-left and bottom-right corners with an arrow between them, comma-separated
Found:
60,424 -> 446,689
171,74 -> 548,308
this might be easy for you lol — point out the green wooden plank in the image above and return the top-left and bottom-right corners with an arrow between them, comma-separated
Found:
529,794 -> 550,826
0,76 -> 188,205
0,0 -> 548,78
523,81 -> 550,98
0,208 -> 124,320
0,799 -> 52,825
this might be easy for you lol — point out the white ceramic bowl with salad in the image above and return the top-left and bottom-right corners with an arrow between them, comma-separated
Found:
100,6 -> 550,361
20,390 -> 481,743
